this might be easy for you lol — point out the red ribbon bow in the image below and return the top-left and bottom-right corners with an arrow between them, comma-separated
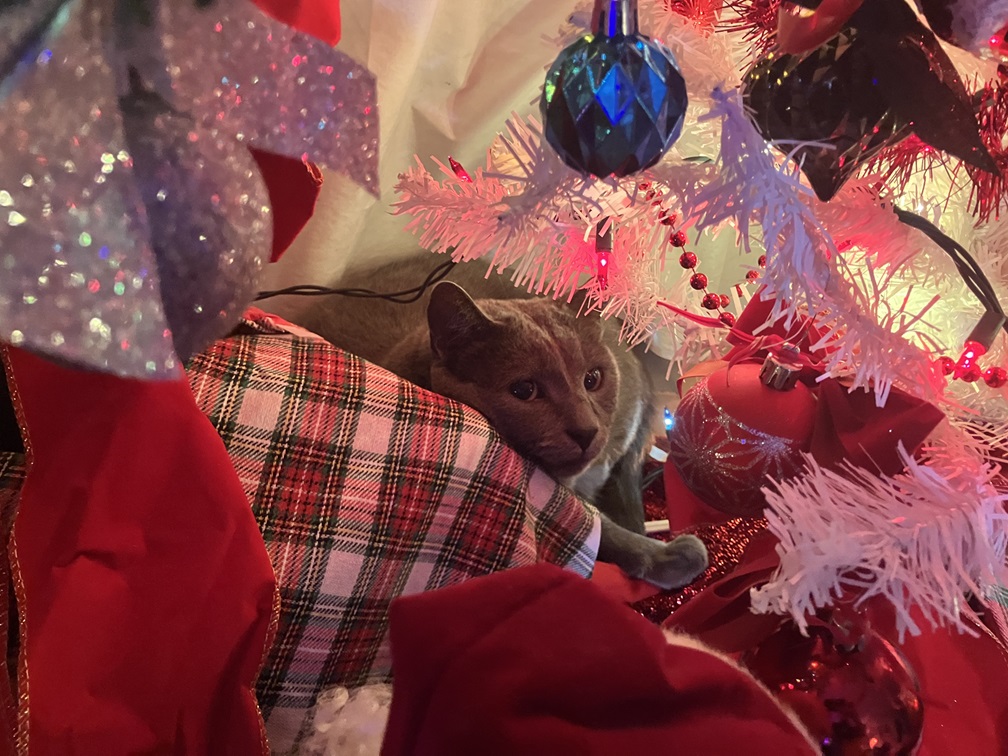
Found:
719,296 -> 945,477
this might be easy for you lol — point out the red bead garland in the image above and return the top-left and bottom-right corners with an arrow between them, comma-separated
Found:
934,347 -> 1008,389
701,292 -> 720,310
985,366 -> 1008,388
643,181 -> 764,327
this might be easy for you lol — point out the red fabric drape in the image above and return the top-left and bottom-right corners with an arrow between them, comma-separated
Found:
2,348 -> 277,753
250,148 -> 324,263
251,0 -> 341,45
382,563 -> 816,755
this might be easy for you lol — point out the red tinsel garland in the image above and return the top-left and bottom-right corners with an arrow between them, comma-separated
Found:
967,79 -> 1008,222
719,0 -> 781,58
664,0 -> 725,32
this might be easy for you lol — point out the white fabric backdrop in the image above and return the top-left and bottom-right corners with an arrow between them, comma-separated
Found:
263,0 -> 575,320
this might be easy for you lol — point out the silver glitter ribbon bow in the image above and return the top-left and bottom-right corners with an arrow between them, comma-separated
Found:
0,0 -> 378,378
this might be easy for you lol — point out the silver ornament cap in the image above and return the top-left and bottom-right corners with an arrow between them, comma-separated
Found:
759,342 -> 803,391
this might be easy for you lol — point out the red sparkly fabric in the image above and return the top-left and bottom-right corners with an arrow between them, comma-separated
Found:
609,460 -> 770,626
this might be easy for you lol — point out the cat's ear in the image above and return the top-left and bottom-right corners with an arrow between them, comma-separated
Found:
427,282 -> 494,357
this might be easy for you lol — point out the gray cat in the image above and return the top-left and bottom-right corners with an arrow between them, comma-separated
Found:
297,256 -> 707,590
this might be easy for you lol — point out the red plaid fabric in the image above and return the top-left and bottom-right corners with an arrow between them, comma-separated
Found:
187,311 -> 600,752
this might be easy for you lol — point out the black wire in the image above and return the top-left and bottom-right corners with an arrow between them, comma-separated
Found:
895,209 -> 999,309
640,466 -> 664,492
255,258 -> 458,304
893,207 -> 1007,325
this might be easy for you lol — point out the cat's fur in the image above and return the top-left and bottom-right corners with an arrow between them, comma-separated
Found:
298,256 -> 707,590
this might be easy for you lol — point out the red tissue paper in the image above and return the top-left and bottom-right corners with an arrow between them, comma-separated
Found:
1,347 -> 277,754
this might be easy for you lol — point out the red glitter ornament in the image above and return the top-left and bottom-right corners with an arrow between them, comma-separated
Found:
758,254 -> 767,267
665,355 -> 817,517
719,293 -> 730,308
746,270 -> 760,283
701,293 -> 720,310
660,209 -> 678,226
741,620 -> 924,755
670,230 -> 688,247
679,251 -> 698,269
689,273 -> 708,290
719,312 -> 736,327
985,366 -> 1008,387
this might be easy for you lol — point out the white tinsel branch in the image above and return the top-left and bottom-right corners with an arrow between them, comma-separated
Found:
687,87 -> 945,404
752,442 -> 1008,642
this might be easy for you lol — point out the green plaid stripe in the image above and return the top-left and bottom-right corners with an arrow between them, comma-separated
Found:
187,311 -> 599,753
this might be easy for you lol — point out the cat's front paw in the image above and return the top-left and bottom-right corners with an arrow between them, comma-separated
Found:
643,534 -> 708,591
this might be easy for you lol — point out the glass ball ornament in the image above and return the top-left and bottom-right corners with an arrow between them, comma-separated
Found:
742,28 -> 910,202
540,0 -> 688,178
741,620 -> 924,755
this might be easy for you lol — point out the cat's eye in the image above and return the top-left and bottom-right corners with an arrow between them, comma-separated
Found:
584,368 -> 603,392
509,379 -> 538,401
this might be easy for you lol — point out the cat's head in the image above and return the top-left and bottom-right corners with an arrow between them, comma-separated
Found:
426,281 -> 620,478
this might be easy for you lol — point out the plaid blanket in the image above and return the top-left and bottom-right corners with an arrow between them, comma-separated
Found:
187,311 -> 600,752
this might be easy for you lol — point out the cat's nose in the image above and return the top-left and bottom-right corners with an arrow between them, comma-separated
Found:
567,426 -> 598,452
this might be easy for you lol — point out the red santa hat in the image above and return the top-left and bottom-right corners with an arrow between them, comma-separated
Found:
381,563 -> 817,756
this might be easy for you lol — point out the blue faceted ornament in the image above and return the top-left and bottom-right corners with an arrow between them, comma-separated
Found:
540,0 -> 688,178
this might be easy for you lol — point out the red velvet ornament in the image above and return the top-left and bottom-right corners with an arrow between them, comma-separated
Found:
665,359 -> 817,518
740,620 -> 924,755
